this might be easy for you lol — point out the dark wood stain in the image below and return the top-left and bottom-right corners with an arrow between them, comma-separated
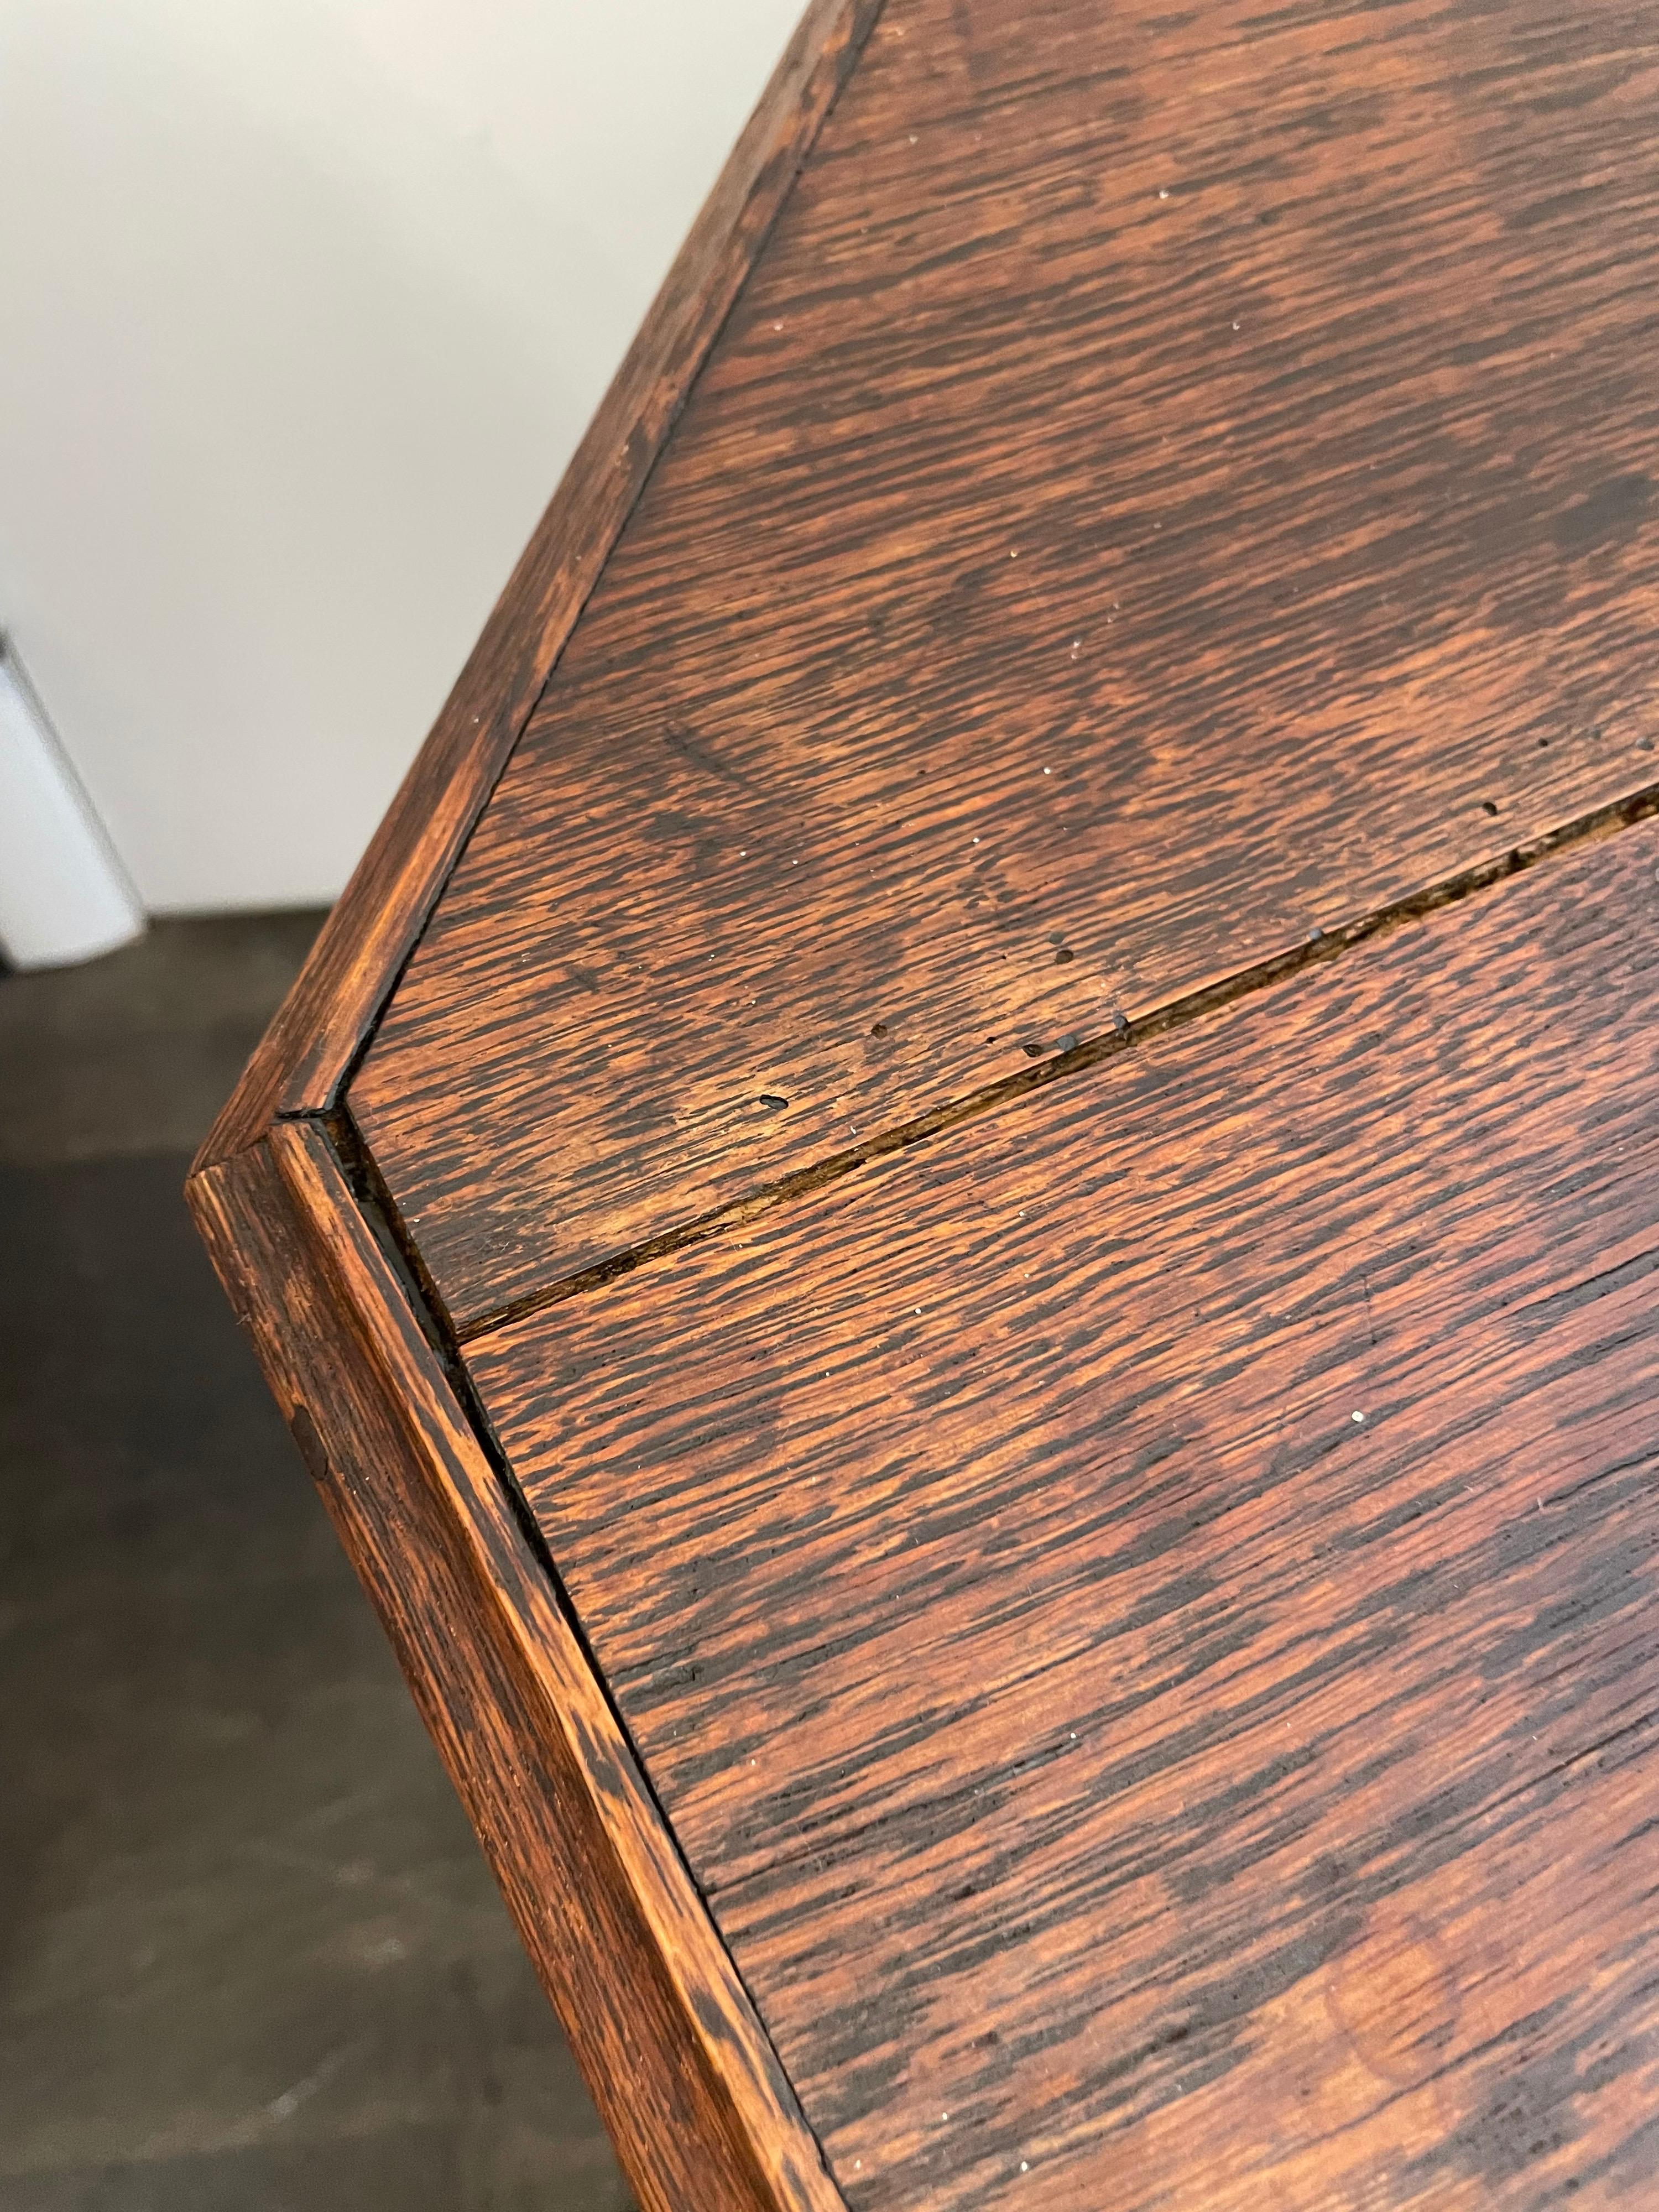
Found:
191,0 -> 885,1176
186,1124 -> 848,2212
187,3 -> 1659,2205
353,0 -> 1659,1329
182,8 -> 886,2197
468,820 -> 1659,2210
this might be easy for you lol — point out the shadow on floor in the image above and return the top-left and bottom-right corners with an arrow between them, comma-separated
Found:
0,919 -> 632,2211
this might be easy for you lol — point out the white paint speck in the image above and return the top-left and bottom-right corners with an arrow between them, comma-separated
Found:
1232,319 -> 1241,331
1352,1410 -> 1366,1425
1158,187 -> 1170,200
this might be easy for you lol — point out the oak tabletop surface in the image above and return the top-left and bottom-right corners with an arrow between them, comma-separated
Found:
192,2 -> 1659,2208
472,817 -> 1659,2210
351,0 -> 1659,1332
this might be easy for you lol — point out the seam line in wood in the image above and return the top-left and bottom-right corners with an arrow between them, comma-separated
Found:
429,777 -> 1659,1344
327,1100 -> 639,1705
262,1118 -> 848,2212
305,1100 -> 851,2205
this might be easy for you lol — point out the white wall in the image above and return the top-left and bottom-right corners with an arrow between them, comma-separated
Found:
0,0 -> 802,914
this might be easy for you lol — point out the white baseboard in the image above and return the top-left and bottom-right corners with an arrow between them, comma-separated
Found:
0,641 -> 145,970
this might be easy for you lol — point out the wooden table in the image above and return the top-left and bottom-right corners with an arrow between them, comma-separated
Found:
190,2 -> 1659,2204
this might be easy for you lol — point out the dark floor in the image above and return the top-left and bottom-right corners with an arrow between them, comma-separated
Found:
0,919 -> 630,2210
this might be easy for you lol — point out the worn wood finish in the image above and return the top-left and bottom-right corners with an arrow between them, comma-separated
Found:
185,1122 -> 848,2212
191,0 -> 886,1175
354,0 -> 1659,1328
189,1 -> 1659,2203
468,818 -> 1659,2211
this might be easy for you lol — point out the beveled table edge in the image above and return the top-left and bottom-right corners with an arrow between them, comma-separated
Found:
186,1118 -> 849,2212
191,0 -> 887,1180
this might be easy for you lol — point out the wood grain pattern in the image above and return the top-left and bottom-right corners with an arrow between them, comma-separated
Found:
468,818 -> 1659,2211
354,0 -> 1659,1330
185,1121 -> 848,2212
191,0 -> 885,1175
